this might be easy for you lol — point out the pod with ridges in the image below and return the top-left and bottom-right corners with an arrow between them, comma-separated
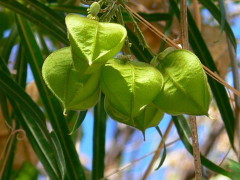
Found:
105,98 -> 164,132
42,47 -> 100,112
153,49 -> 211,115
65,14 -> 127,74
101,58 -> 164,119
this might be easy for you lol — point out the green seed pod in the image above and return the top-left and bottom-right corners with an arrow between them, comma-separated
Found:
101,58 -> 164,119
42,47 -> 100,111
105,98 -> 164,132
89,2 -> 100,17
65,14 -> 127,74
153,49 -> 211,115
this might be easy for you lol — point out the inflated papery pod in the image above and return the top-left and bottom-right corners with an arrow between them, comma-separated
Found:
65,14 -> 127,74
105,98 -> 164,132
42,47 -> 100,112
153,48 -> 211,115
101,58 -> 163,119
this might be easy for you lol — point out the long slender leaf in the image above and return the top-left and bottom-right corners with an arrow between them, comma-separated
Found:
50,131 -> 66,179
199,0 -> 236,50
155,126 -> 167,170
13,104 -> 61,180
1,25 -> 18,62
170,0 -> 235,149
27,0 -> 66,32
16,15 -> 86,180
1,135 -> 17,180
49,4 -> 88,15
0,71 -> 45,126
0,0 -> 68,44
218,0 -> 226,31
70,110 -> 88,134
0,70 -> 60,180
173,116 -> 231,177
15,45 -> 27,88
92,94 -> 107,180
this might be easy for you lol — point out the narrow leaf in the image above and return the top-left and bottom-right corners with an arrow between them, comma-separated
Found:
0,70 -> 45,126
16,14 -> 86,180
50,131 -> 66,179
0,66 -> 60,179
70,110 -> 88,134
27,0 -> 66,32
1,26 -> 18,62
0,0 -> 68,44
218,0 -> 226,31
92,94 -> 107,180
155,126 -> 167,170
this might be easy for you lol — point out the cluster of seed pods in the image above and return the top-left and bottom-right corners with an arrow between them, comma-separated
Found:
42,3 -> 211,133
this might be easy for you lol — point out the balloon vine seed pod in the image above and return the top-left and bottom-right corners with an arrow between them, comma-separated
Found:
42,47 -> 101,113
65,14 -> 127,74
105,97 -> 164,134
152,48 -> 211,115
101,58 -> 164,132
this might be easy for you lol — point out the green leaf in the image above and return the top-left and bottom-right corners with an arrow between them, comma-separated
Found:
153,49 -> 211,115
229,159 -> 240,180
50,131 -> 66,179
0,70 -> 45,126
69,110 -> 88,134
92,94 -> 107,180
65,14 -> 127,74
155,126 -> 167,170
16,15 -> 86,180
42,47 -> 101,112
13,106 -> 61,180
0,71 -> 60,180
173,116 -> 231,177
218,0 -> 226,31
49,4 -> 88,15
170,0 -> 235,151
27,0 -> 66,32
1,26 -> 18,62
15,45 -> 27,88
0,0 -> 68,44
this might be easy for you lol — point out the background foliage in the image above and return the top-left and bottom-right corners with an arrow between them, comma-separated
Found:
0,0 -> 240,179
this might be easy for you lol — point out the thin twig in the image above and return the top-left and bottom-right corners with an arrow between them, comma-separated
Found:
180,0 -> 202,178
181,0 -> 189,49
189,116 -> 202,180
193,0 -> 202,30
142,120 -> 174,180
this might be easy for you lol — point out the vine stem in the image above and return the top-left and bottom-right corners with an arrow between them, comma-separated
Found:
142,120 -> 174,180
189,116 -> 202,180
181,0 -> 202,179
